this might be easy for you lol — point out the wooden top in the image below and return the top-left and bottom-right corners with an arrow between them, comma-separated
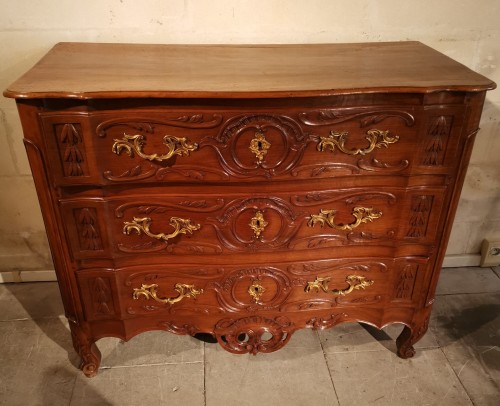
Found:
3,41 -> 496,99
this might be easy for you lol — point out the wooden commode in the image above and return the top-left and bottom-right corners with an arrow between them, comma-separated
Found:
4,42 -> 495,377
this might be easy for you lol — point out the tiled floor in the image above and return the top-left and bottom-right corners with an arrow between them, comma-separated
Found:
0,267 -> 499,406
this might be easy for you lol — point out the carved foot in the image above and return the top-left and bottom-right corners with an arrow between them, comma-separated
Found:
396,325 -> 416,358
69,322 -> 102,378
396,314 -> 430,359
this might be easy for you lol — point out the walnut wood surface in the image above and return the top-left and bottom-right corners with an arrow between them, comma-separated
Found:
3,42 -> 495,99
4,42 -> 495,377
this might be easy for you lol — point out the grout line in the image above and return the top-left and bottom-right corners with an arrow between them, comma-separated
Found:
317,330 -> 341,406
99,360 -> 203,370
0,315 -> 64,322
435,291 -> 500,297
67,375 -> 78,406
203,342 -> 207,406
437,346 -> 476,406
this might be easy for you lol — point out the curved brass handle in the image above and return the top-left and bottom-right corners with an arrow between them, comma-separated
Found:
123,216 -> 201,242
308,206 -> 382,231
248,281 -> 266,303
317,129 -> 399,156
249,210 -> 268,239
112,134 -> 198,162
133,283 -> 203,304
249,132 -> 271,162
305,275 -> 374,296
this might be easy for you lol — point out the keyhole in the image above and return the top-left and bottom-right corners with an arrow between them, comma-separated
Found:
257,141 -> 263,150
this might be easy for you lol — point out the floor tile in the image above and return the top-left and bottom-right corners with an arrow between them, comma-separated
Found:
205,329 -> 339,406
98,331 -> 204,367
0,282 -> 64,320
70,362 -> 204,406
436,267 -> 500,295
431,293 -> 500,405
0,318 -> 78,406
492,266 -> 500,279
319,321 -> 438,355
325,348 -> 472,406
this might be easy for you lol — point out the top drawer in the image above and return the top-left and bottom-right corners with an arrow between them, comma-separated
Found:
39,104 -> 465,186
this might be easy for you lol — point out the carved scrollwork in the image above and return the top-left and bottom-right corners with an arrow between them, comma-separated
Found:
214,316 -> 293,354
308,207 -> 382,231
123,216 -> 200,242
209,267 -> 293,311
298,108 -> 415,127
306,313 -> 348,330
96,114 -> 224,138
206,197 -> 302,251
317,130 -> 399,156
201,114 -> 310,178
112,134 -> 198,162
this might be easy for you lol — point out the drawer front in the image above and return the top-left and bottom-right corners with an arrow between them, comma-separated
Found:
61,186 -> 446,260
76,256 -> 430,323
40,105 -> 464,186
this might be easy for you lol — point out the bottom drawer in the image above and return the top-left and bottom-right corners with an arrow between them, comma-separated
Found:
76,256 -> 429,324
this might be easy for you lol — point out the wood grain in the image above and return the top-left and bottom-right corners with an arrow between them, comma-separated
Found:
3,42 -> 495,99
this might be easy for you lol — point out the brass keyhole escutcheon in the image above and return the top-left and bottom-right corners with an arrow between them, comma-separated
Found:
249,210 -> 268,239
249,132 -> 271,163
248,281 -> 266,303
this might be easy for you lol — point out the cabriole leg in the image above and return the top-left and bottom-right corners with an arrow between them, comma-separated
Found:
396,312 -> 430,359
69,322 -> 101,377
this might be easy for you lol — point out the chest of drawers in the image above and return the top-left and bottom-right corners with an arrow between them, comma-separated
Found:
4,42 -> 495,377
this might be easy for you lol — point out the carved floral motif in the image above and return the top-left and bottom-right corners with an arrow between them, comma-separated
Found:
75,208 -> 102,251
58,123 -> 85,176
423,116 -> 452,166
406,195 -> 434,238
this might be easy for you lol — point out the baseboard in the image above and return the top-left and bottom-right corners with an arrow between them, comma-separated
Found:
0,270 -> 57,283
441,254 -> 481,268
0,254 -> 484,283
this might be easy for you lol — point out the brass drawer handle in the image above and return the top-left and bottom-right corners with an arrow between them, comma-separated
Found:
305,275 -> 374,296
112,134 -> 198,162
249,132 -> 271,163
123,216 -> 200,242
308,206 -> 382,231
317,129 -> 399,156
133,283 -> 203,304
249,210 -> 268,239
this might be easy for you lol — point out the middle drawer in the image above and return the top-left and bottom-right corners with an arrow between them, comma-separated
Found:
61,186 -> 445,261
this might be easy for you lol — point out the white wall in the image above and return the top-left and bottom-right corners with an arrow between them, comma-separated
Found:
1,0 -> 499,279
